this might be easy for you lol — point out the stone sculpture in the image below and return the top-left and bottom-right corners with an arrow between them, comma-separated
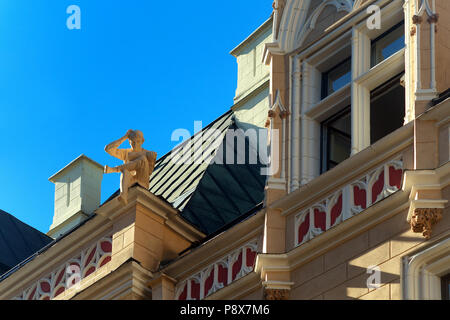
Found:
104,130 -> 157,205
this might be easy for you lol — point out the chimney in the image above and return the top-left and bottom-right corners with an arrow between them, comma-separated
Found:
48,155 -> 103,239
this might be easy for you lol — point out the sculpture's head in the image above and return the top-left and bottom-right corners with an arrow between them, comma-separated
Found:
128,130 -> 145,150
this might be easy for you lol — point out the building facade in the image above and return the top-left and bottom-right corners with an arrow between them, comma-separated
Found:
0,0 -> 449,300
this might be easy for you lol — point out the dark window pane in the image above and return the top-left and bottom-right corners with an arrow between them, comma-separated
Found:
370,73 -> 405,144
322,59 -> 351,99
442,274 -> 450,300
321,107 -> 351,173
371,22 -> 405,67
329,130 -> 351,164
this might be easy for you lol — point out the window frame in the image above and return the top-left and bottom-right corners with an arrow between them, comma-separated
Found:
288,0 -> 408,190
369,72 -> 406,144
321,57 -> 352,100
370,21 -> 406,68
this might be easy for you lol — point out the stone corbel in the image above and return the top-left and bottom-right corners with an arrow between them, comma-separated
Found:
264,288 -> 290,300
427,13 -> 439,24
262,280 -> 294,300
403,169 -> 448,239
408,197 -> 446,239
410,207 -> 443,239
412,15 -> 423,25
255,254 -> 294,300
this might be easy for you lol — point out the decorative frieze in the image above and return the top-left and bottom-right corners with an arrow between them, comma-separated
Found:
14,236 -> 112,300
295,159 -> 403,247
175,239 -> 258,300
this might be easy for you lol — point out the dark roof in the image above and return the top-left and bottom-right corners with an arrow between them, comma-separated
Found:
147,111 -> 267,235
180,122 -> 267,234
0,209 -> 53,276
431,88 -> 450,106
149,111 -> 234,210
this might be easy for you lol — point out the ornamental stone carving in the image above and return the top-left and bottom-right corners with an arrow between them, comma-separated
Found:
104,130 -> 157,205
264,289 -> 289,300
410,208 -> 443,239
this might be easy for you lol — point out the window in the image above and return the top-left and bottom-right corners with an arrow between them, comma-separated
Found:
322,58 -> 351,99
371,22 -> 405,67
370,73 -> 405,144
442,274 -> 450,300
321,107 -> 351,173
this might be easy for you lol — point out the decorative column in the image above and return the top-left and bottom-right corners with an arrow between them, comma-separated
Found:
351,27 -> 371,154
265,90 -> 289,254
290,57 -> 301,191
411,0 -> 439,116
300,62 -> 320,185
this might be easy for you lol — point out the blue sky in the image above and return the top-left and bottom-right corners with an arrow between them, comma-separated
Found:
0,1 -> 273,233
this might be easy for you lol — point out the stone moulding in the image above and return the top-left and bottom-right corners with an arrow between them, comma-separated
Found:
175,239 -> 258,300
294,158 -> 403,247
14,235 -> 112,300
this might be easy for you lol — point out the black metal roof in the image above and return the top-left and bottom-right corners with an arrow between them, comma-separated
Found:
0,209 -> 53,276
149,111 -> 267,235
149,111 -> 234,210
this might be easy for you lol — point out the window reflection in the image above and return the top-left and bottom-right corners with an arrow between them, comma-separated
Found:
322,58 -> 351,99
371,22 -> 405,67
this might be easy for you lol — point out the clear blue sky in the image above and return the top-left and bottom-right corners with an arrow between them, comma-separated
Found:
0,1 -> 273,233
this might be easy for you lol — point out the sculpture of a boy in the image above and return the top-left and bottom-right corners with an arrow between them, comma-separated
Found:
104,129 -> 157,205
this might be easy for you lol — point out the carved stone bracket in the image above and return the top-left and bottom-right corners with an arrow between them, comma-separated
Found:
410,208 -> 443,239
412,15 -> 423,25
427,13 -> 439,24
264,288 -> 290,300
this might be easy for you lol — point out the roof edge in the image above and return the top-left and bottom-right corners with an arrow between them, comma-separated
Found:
49,154 -> 103,182
230,15 -> 273,57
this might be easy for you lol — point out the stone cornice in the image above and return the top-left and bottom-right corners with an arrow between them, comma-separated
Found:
96,186 -> 205,243
160,209 -> 265,282
230,16 -> 273,57
72,260 -> 153,300
420,97 -> 450,123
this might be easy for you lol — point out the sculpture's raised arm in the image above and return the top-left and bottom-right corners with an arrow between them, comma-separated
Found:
104,130 -> 132,161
